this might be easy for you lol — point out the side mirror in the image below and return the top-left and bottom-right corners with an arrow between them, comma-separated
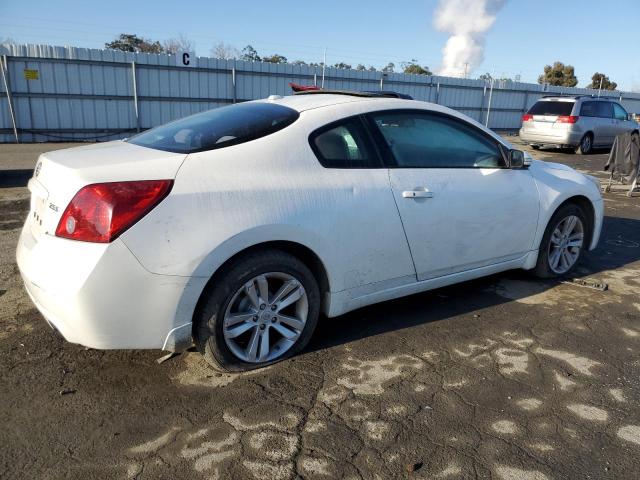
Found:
509,149 -> 526,168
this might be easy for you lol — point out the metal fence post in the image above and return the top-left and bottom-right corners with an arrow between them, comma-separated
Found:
485,78 -> 494,127
232,65 -> 237,104
1,55 -> 19,143
131,61 -> 140,133
380,74 -> 384,90
480,83 -> 487,123
435,82 -> 440,104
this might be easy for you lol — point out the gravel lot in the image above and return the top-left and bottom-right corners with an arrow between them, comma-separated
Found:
1,139 -> 639,479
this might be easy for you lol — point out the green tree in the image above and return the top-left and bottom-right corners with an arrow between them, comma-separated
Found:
333,62 -> 352,69
356,64 -> 366,71
587,72 -> 617,91
291,59 -> 307,66
262,53 -> 287,64
401,60 -> 432,76
240,45 -> 261,62
537,62 -> 578,87
105,34 -> 164,53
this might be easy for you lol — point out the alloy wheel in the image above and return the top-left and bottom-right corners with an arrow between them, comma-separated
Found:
548,215 -> 584,274
222,272 -> 308,363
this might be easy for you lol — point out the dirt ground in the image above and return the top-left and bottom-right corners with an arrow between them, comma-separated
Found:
1,139 -> 639,480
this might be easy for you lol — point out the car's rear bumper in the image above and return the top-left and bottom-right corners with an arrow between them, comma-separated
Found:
16,224 -> 204,351
519,128 -> 583,147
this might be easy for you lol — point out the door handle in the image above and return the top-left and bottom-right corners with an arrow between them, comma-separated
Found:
402,190 -> 434,199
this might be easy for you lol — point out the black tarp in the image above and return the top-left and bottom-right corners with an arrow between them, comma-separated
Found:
604,131 -> 640,183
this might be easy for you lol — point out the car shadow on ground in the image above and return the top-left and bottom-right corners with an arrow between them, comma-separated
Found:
530,146 -> 611,156
307,214 -> 640,353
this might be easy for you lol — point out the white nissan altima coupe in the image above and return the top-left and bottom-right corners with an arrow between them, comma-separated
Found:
17,90 -> 603,371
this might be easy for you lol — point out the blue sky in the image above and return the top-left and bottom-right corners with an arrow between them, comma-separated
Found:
1,0 -> 639,91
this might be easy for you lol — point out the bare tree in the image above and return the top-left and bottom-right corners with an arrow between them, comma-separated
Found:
211,42 -> 240,60
163,34 -> 195,54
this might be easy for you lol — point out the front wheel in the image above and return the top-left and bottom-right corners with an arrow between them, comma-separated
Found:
194,249 -> 320,372
532,204 -> 588,278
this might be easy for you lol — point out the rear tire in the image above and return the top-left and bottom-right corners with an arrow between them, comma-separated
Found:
575,133 -> 593,155
194,249 -> 320,372
532,203 -> 589,278
531,145 -> 541,150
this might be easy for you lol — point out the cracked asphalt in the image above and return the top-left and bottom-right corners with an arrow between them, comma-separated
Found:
1,139 -> 639,479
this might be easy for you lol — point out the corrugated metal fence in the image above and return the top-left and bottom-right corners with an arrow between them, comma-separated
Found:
2,44 -> 640,143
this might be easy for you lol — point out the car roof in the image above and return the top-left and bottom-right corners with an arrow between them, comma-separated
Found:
251,93 -> 512,150
252,93 -> 386,112
539,95 -> 610,102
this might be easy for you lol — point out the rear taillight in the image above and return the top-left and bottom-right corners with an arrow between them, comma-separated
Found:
55,180 -> 173,243
522,114 -> 533,122
556,115 -> 579,124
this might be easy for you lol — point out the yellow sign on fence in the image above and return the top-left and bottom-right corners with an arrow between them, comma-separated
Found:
24,69 -> 39,80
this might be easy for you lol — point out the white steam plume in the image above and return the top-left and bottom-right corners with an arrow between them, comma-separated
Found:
434,0 -> 507,77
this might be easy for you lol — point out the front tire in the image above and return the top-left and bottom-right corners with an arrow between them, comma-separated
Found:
532,203 -> 588,278
575,133 -> 593,155
194,249 -> 320,372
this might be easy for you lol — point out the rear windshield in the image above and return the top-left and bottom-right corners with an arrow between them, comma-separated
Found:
128,102 -> 299,153
528,101 -> 574,116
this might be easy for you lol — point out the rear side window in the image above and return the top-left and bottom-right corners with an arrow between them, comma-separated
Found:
580,101 -> 598,117
128,102 -> 299,153
581,101 -> 613,118
528,101 -> 575,116
310,117 -> 380,168
370,111 -> 505,168
594,102 -> 613,118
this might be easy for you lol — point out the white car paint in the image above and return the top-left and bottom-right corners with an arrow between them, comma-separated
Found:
16,94 -> 604,352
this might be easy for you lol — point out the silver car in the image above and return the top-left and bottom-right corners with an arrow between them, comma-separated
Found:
519,95 -> 639,154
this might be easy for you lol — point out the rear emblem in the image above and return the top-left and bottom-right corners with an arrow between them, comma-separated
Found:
34,162 -> 42,177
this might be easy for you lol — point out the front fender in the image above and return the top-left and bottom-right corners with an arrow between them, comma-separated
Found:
530,160 -> 603,252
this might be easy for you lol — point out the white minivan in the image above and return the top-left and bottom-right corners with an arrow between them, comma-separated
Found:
519,95 -> 639,154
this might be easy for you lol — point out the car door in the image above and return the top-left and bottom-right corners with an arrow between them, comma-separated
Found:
612,103 -> 634,136
593,102 -> 615,145
367,109 -> 540,281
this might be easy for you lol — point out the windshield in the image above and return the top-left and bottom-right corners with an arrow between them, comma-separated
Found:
128,102 -> 299,153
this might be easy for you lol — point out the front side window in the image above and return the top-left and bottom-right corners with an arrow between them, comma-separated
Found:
370,111 -> 505,168
310,117 -> 379,168
128,102 -> 299,153
613,103 -> 628,121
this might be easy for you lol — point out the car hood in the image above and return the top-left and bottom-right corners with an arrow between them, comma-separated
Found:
530,159 -> 575,173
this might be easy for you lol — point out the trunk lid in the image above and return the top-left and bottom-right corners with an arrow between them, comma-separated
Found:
26,141 -> 186,240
